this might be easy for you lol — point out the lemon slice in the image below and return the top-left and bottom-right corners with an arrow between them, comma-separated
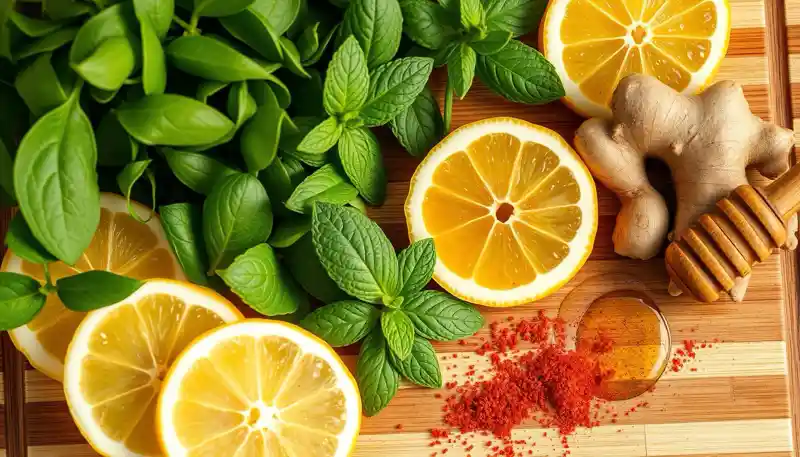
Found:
64,280 -> 243,457
157,320 -> 361,457
2,193 -> 186,381
405,117 -> 598,307
541,0 -> 730,117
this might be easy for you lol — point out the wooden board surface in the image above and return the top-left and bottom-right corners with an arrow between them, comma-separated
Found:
2,0 -> 800,456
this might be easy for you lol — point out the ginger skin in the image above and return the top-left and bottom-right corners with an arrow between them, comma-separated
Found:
574,75 -> 797,301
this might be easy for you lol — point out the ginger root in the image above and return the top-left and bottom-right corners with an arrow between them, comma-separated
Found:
574,75 -> 797,301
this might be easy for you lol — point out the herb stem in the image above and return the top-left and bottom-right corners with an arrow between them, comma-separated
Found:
43,264 -> 53,288
444,80 -> 454,132
188,14 -> 200,35
173,15 -> 193,32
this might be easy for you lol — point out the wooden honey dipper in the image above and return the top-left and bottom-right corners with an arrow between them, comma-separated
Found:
666,164 -> 800,302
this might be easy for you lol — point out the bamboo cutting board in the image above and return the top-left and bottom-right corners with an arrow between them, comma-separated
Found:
2,0 -> 800,456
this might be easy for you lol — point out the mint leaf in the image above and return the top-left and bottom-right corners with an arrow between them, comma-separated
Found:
484,0 -> 547,36
388,336 -> 442,388
389,85 -> 443,157
0,272 -> 47,330
160,203 -> 209,286
5,214 -> 57,264
381,309 -> 414,360
357,328 -> 400,416
282,234 -> 348,303
268,215 -> 311,248
338,127 -> 387,205
397,238 -> 435,295
459,0 -> 484,30
476,40 -> 565,104
218,243 -> 306,316
448,42 -> 476,98
470,30 -> 512,55
285,164 -> 359,214
297,116 -> 343,154
324,35 -> 369,116
311,202 -> 399,303
280,116 -> 330,166
400,0 -> 458,50
339,0 -> 402,69
402,290 -> 484,341
57,271 -> 144,312
259,156 -> 306,217
302,300 -> 381,347
360,57 -> 434,127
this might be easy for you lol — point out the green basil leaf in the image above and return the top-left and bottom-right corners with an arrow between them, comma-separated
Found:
5,214 -> 57,264
69,3 -> 137,64
348,196 -> 367,213
57,271 -> 144,312
475,40 -> 565,104
43,0 -> 92,20
167,35 -> 276,82
268,215 -> 310,248
297,116 -> 342,154
15,26 -> 78,61
389,85 -> 442,157
96,111 -> 138,167
338,126 -> 386,205
303,22 -> 338,66
219,9 -> 283,62
484,0 -> 546,36
227,81 -> 258,126
448,42 -> 475,98
218,243 -> 306,316
196,80 -> 229,102
193,0 -> 255,18
0,0 -> 10,31
203,173 -> 273,272
280,116 -> 328,166
339,0 -> 402,69
138,17 -> 167,95
323,35 -> 369,116
432,40 -> 457,67
311,202 -> 399,303
160,203 -> 209,286
459,0 -> 484,30
282,233 -> 347,303
381,309 -> 414,359
116,94 -> 235,146
14,89 -> 100,265
133,0 -> 173,39
250,78 -> 290,110
10,12 -> 66,37
0,138 -> 13,203
279,37 -> 310,78
74,36 -> 136,91
0,272 -> 47,330
15,52 -> 68,118
470,30 -> 512,55
286,164 -> 358,214
359,57 -> 434,127
400,0 -> 458,51
249,0 -> 300,35
117,159 -> 155,223
357,328 -> 399,416
258,155 -> 305,214
397,238 -> 435,295
163,148 -> 237,195
388,335 -> 442,388
402,290 -> 484,341
90,86 -> 120,104
240,84 -> 284,173
297,21 -> 319,61
302,300 -> 379,347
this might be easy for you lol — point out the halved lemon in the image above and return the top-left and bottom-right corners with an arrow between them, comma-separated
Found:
64,279 -> 243,457
405,117 -> 597,307
157,320 -> 361,457
2,193 -> 186,381
541,0 -> 730,117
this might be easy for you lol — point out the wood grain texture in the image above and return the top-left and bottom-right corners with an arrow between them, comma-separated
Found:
2,0 -> 798,456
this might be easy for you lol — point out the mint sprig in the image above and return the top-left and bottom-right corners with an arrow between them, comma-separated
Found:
301,202 -> 484,416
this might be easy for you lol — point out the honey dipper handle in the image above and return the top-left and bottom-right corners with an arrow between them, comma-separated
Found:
765,163 -> 800,221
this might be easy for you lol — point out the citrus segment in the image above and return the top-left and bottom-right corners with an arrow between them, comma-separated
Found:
542,0 -> 730,117
4,193 -> 186,381
431,151 -> 495,205
406,118 -> 597,306
158,320 -> 360,457
64,280 -> 243,457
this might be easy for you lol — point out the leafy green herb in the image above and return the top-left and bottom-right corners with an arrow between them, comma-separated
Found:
475,40 -> 565,104
259,155 -> 305,213
16,27 -> 79,60
240,84 -> 285,173
218,243 -> 306,316
389,85 -> 443,157
403,290 -> 484,341
193,0 -> 255,18
397,238 -> 435,295
14,53 -> 69,118
138,17 -> 167,95
0,272 -> 47,331
163,148 -> 238,195
388,336 -> 442,388
470,30 -> 512,55
74,36 -> 137,92
323,35 -> 369,116
339,0 -> 402,69
219,9 -> 283,62
268,215 -> 310,248
297,116 -> 342,154
356,328 -> 400,416
10,12 -> 67,38
133,0 -> 174,40
301,300 -> 380,347
484,0 -> 547,36
167,35 -> 278,82
359,57 -> 434,126
249,0 -> 300,35
160,203 -> 209,286
117,159 -> 156,222
381,309 -> 414,359
400,0 -> 458,51
279,37 -> 310,78
285,164 -> 358,214
459,0 -> 484,30
56,271 -> 144,312
448,42 -> 475,98
282,234 -> 347,303
337,126 -> 386,204
4,214 -> 57,265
